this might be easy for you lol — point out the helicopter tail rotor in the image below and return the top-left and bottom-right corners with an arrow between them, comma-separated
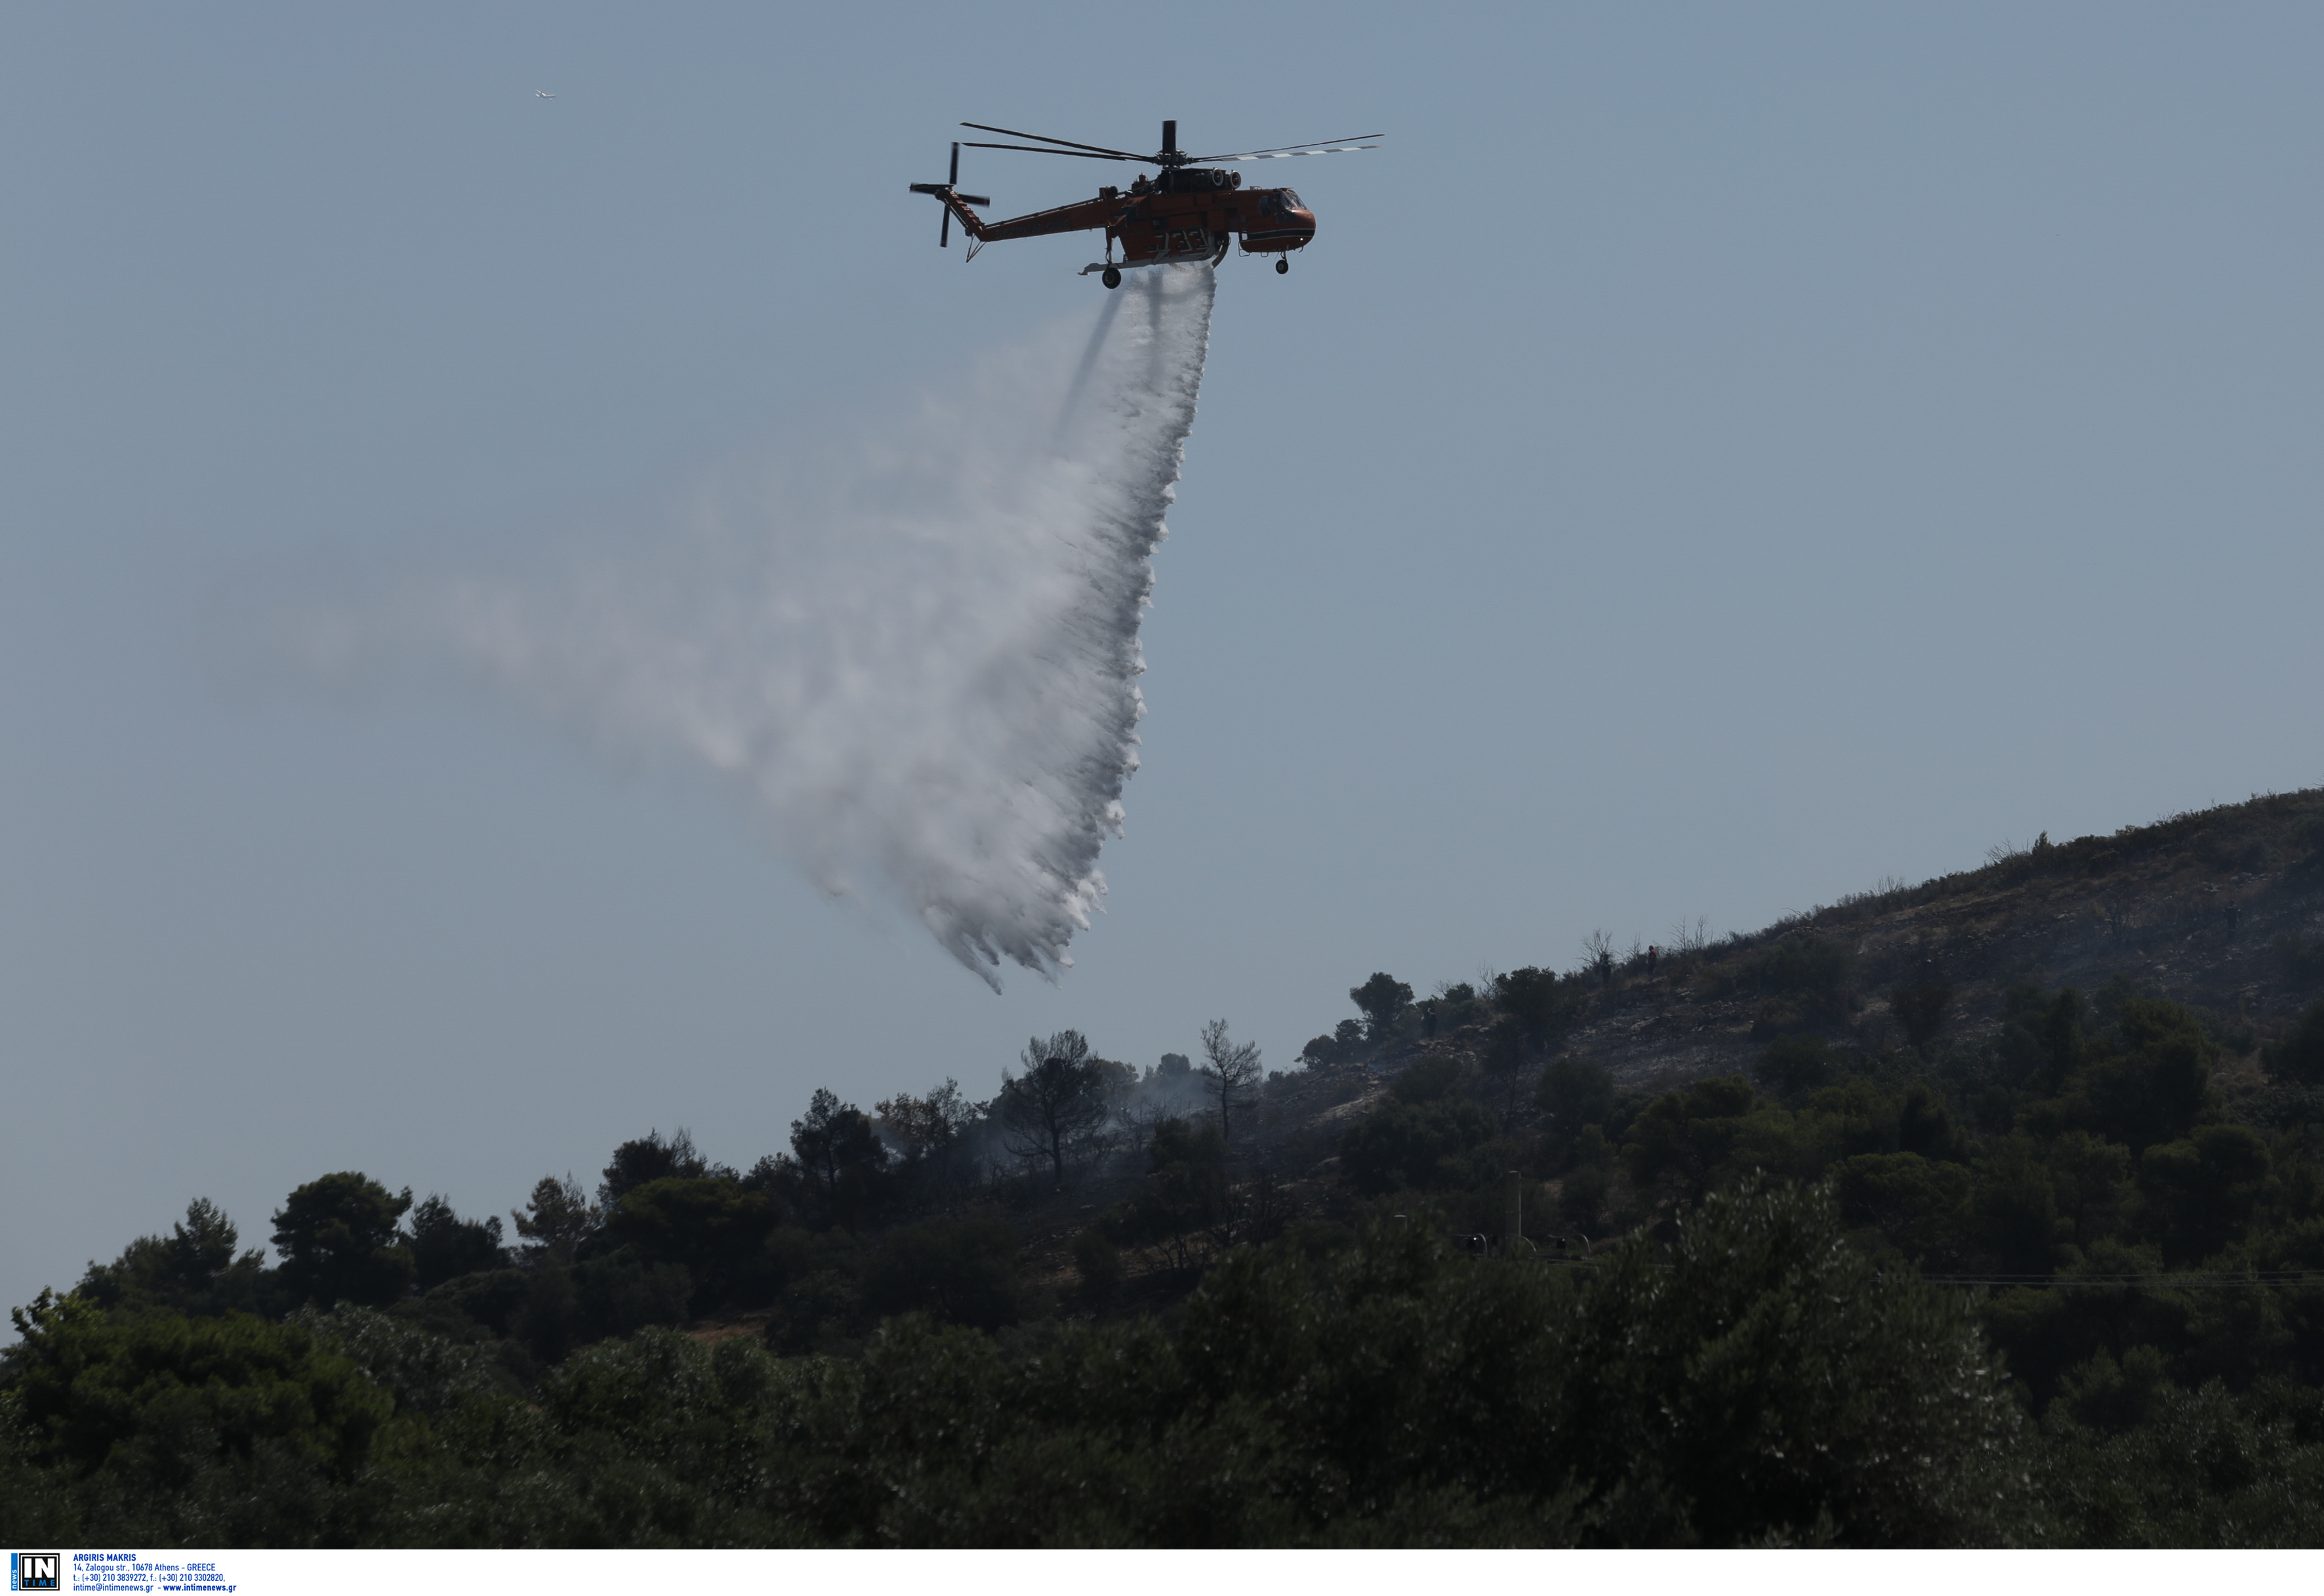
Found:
908,142 -> 991,248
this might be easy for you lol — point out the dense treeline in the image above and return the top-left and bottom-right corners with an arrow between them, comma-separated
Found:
10,794 -> 2324,1545
1,1184 -> 2035,1546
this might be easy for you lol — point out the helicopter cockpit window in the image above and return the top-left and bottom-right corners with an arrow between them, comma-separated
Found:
1280,189 -> 1304,211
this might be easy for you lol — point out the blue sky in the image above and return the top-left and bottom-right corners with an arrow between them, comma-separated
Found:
5,3 -> 2319,1315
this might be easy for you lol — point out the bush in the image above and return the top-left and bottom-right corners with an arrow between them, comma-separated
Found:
2080,996 -> 2217,1151
1072,1230 -> 1122,1305
0,1186 -> 2051,1547
7,1302 -> 392,1482
1339,1096 -> 1498,1196
1831,1153 -> 1970,1267
408,1197 -> 506,1292
1555,1179 -> 2032,1545
2277,933 -> 2324,987
1891,982 -> 1953,1049
860,1217 -> 1021,1330
501,1254 -> 693,1362
1746,935 -> 1858,1006
1621,1076 -> 1757,1206
2043,1381 -> 2324,1546
1391,1056 -> 1465,1105
1755,1036 -> 1836,1097
1557,1132 -> 1614,1231
1537,1058 -> 1615,1168
2264,1001 -> 2324,1086
594,1177 -> 780,1307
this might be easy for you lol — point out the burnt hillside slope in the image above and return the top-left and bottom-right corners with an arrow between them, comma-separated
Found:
1395,787 -> 2324,1097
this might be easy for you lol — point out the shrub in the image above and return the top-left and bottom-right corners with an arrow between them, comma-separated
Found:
1755,1036 -> 1837,1096
1339,1096 -> 1498,1196
860,1217 -> 1021,1330
1537,1057 -> 1616,1168
1072,1230 -> 1122,1306
2276,937 -> 2324,992
594,1177 -> 779,1307
1890,982 -> 1953,1049
1391,1056 -> 1465,1105
1557,1179 -> 2031,1545
8,1303 -> 392,1482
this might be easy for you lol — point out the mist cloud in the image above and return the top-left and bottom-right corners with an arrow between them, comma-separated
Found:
297,266 -> 1216,987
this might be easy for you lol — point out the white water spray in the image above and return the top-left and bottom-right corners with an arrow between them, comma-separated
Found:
306,266 -> 1216,988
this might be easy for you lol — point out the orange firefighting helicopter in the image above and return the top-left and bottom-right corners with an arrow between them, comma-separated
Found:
910,119 -> 1381,287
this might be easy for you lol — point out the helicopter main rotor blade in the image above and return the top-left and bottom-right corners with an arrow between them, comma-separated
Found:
959,140 -> 1137,161
959,122 -> 1143,159
1193,138 -> 1385,161
1200,133 -> 1383,156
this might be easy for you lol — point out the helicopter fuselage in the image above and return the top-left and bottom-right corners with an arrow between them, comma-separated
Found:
937,167 -> 1315,266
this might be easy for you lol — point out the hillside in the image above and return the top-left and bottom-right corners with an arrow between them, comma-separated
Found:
12,785 -> 2324,1547
1543,788 -> 2324,1094
1090,786 -> 2324,1247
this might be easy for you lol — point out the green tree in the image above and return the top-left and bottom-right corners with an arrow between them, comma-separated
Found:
1349,973 -> 1414,1038
2140,1124 -> 2271,1265
1339,1095 -> 1497,1196
1968,1136 -> 2060,1275
270,1174 -> 414,1309
598,1128 -> 712,1208
1299,1019 -> 1366,1067
2084,996 -> 2216,1151
1103,1118 -> 1232,1273
1559,1125 -> 1618,1230
1557,1179 -> 2032,1545
8,1305 -> 392,1483
1492,966 -> 1569,1046
596,1177 -> 781,1305
510,1174 -> 599,1267
407,1195 -> 504,1292
1890,981 -> 1953,1050
2045,1131 -> 2133,1251
1755,1035 -> 1836,1097
790,1089 -> 891,1225
1622,1076 -> 1757,1206
1831,1153 -> 1970,1267
76,1198 -> 274,1318
1536,1056 -> 1616,1168
860,1217 -> 1021,1330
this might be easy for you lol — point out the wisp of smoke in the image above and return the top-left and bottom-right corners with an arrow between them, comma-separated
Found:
300,266 -> 1216,989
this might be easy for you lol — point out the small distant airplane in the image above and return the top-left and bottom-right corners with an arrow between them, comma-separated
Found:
535,91 -> 556,98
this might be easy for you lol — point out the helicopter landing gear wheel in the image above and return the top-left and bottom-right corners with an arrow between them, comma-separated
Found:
1274,257 -> 1290,275
1101,267 -> 1122,289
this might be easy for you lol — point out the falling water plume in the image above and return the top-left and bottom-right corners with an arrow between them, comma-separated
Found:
304,266 -> 1217,989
